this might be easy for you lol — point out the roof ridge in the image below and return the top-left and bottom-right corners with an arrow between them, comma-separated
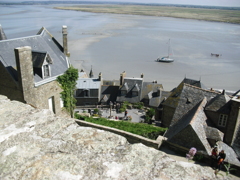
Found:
184,83 -> 221,95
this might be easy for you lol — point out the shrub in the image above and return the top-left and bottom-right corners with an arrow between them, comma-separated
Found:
146,108 -> 155,117
133,102 -> 144,109
93,108 -> 99,114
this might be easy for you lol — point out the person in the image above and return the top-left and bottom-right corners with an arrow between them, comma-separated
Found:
211,146 -> 218,168
124,110 -> 128,118
215,150 -> 226,173
186,147 -> 197,161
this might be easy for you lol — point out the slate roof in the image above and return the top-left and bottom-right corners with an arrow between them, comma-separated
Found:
76,78 -> 101,90
205,91 -> 231,112
0,27 -> 69,85
162,82 -> 220,126
204,126 -> 224,141
101,85 -> 120,103
181,78 -> 207,89
165,98 -> 212,155
117,77 -> 143,103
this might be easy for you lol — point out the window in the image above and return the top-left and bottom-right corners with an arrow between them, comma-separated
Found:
121,90 -> 127,96
43,64 -> 50,78
84,90 -> 89,97
218,114 -> 228,127
132,91 -> 138,97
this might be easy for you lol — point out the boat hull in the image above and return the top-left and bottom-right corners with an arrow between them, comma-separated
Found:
156,57 -> 174,63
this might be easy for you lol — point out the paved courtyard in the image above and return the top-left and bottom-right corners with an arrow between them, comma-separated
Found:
75,107 -> 146,123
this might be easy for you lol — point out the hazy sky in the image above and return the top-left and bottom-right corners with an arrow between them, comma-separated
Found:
2,0 -> 240,7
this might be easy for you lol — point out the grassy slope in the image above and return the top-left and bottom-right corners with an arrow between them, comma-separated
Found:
55,5 -> 240,24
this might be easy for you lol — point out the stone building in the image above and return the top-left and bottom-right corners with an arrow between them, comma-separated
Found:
161,78 -> 240,164
0,26 -> 70,115
116,71 -> 166,107
75,69 -> 103,106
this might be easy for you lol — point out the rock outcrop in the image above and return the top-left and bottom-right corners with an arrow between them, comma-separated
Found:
0,95 -> 223,179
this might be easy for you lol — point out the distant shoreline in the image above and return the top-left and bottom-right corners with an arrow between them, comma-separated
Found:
54,4 -> 240,24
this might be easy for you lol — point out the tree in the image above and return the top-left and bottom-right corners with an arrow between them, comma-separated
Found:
57,66 -> 78,117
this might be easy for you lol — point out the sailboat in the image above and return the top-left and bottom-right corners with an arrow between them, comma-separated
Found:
156,39 -> 174,63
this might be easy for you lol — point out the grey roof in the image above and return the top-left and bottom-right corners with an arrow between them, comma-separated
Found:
0,27 -> 69,84
165,98 -> 212,155
101,85 -> 120,103
0,25 -> 7,40
121,82 -> 129,91
116,77 -> 143,103
162,83 -> 220,126
182,77 -> 207,89
76,78 -> 101,90
204,126 -> 224,141
205,91 -> 231,112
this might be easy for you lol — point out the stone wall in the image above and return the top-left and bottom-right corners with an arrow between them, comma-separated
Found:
75,119 -> 160,149
0,95 -> 223,180
225,101 -> 240,146
0,61 -> 24,102
33,81 -> 63,115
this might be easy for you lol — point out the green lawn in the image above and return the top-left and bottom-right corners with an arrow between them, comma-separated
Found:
75,114 -> 167,140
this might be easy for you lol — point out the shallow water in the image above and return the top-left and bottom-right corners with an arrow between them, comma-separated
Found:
1,5 -> 240,91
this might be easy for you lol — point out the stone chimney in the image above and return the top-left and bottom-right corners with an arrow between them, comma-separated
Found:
0,24 -> 7,40
156,87 -> 161,97
222,89 -> 225,95
62,25 -> 70,57
14,46 -> 35,104
120,71 -> 126,86
98,72 -> 102,81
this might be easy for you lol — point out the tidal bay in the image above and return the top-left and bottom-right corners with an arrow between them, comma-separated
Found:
1,4 -> 240,91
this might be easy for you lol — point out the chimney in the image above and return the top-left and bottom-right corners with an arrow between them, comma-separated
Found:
98,72 -> 102,81
141,73 -> 144,78
222,89 -> 225,95
120,71 -> 126,86
0,24 -> 7,40
62,25 -> 70,57
157,87 -> 161,97
14,46 -> 35,104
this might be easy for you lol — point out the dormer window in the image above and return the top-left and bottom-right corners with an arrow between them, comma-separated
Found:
132,84 -> 140,97
132,91 -> 138,97
120,82 -> 129,96
32,51 -> 53,79
121,90 -> 127,96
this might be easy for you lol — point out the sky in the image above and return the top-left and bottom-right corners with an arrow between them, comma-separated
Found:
2,0 -> 240,7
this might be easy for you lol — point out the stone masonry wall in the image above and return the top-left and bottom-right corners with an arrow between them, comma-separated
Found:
0,62 -> 24,102
0,95 -> 221,180
75,119 -> 160,149
33,81 -> 63,115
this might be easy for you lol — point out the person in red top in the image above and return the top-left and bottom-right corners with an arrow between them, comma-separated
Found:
211,146 -> 218,168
